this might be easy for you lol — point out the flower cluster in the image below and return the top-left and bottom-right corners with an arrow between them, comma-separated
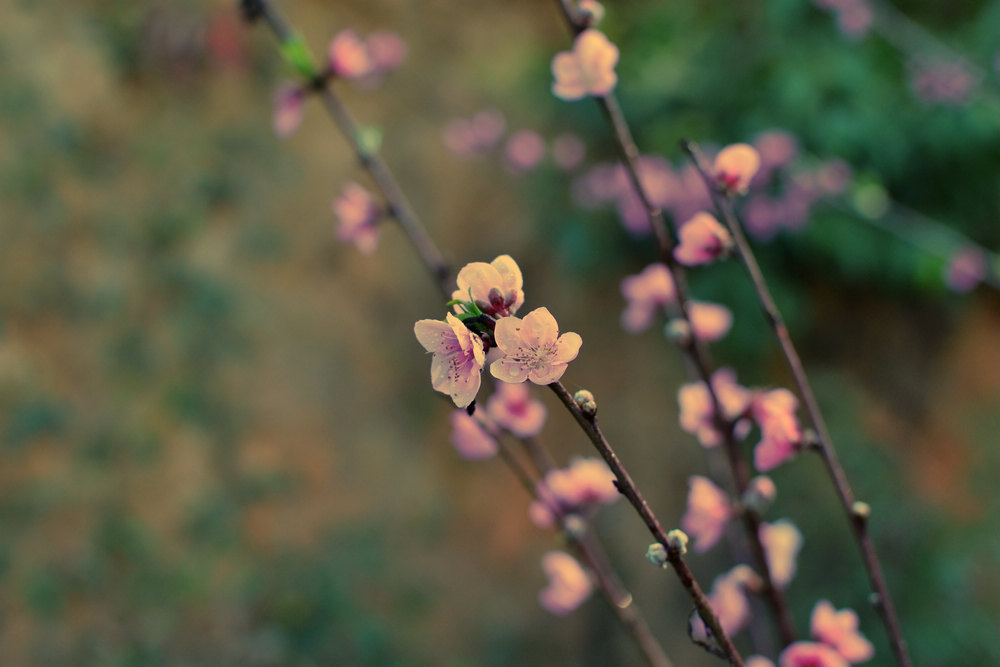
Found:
620,264 -> 735,340
529,457 -> 619,529
416,255 -> 581,408
538,551 -> 593,615
749,599 -> 874,667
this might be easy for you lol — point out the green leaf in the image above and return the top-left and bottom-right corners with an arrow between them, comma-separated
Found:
279,34 -> 318,79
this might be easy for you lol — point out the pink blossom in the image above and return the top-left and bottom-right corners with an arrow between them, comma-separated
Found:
538,551 -> 592,615
714,143 -> 761,195
752,388 -> 803,471
675,212 -> 733,266
442,108 -> 507,156
273,84 -> 305,138
506,129 -> 546,171
754,130 -> 799,172
678,369 -> 751,448
552,133 -> 586,170
551,29 -> 619,101
414,313 -> 486,408
760,519 -> 802,588
620,264 -> 675,332
707,566 -> 754,636
541,457 -> 619,510
528,499 -> 557,529
815,159 -> 853,195
811,600 -> 875,663
449,411 -> 498,460
453,254 -> 524,318
780,641 -> 850,667
747,658 -> 776,667
837,3 -> 873,39
366,30 -> 407,72
333,182 -> 382,254
486,381 -> 547,437
681,475 -> 733,552
688,301 -> 733,342
945,246 -> 987,292
911,61 -> 975,105
491,308 -> 582,385
328,30 -> 374,79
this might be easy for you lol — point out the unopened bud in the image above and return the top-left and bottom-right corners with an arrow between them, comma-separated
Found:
645,543 -> 668,567
573,389 -> 597,417
664,318 -> 692,346
562,513 -> 587,539
852,500 -> 871,521
666,529 -> 689,556
742,476 -> 777,515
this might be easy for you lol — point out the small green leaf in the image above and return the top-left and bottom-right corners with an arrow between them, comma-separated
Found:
280,34 -> 318,79
356,126 -> 383,156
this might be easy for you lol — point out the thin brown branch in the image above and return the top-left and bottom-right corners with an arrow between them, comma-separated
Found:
681,140 -> 912,667
549,382 -> 745,667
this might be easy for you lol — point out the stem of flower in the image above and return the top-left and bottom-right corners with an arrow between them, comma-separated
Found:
681,140 -> 912,667
549,381 -> 745,667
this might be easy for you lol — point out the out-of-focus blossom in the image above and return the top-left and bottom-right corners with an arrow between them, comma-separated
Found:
414,313 -> 485,408
705,566 -> 754,636
743,475 -> 777,514
688,301 -> 733,342
780,641 -> 850,667
945,246 -> 987,293
678,368 -> 751,448
273,83 -> 305,138
366,30 -> 407,71
328,30 -> 373,78
747,657 -> 776,667
538,551 -> 592,615
675,212 -> 733,266
552,133 -> 586,170
541,457 -> 619,510
491,308 -> 582,385
760,519 -> 802,588
752,388 -> 802,471
551,29 -> 619,101
506,129 -> 546,171
754,130 -> 799,172
333,182 -> 382,254
621,263 -> 675,332
811,600 -> 875,663
837,3 -> 873,39
528,499 -> 557,529
912,61 -> 976,105
681,475 -> 733,552
816,159 -> 853,195
617,157 -> 678,235
578,0 -> 605,25
442,108 -> 507,156
453,254 -> 524,318
487,381 -> 547,437
714,144 -> 761,195
449,411 -> 497,460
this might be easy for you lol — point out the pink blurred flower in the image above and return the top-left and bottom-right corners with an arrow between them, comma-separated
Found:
414,313 -> 486,408
442,108 -> 507,156
747,658 -> 776,667
573,162 -> 629,207
760,519 -> 802,588
552,133 -> 586,170
328,30 -> 374,79
743,196 -> 781,241
811,600 -> 875,663
707,566 -> 754,636
816,159 -> 853,196
780,641 -> 850,667
453,254 -> 524,318
752,388 -> 802,472
945,246 -> 987,293
754,130 -> 799,171
538,551 -> 592,615
678,368 -> 751,448
620,264 -> 675,333
688,301 -> 733,342
273,83 -> 305,138
487,381 -> 547,437
333,182 -> 382,254
912,61 -> 976,105
528,499 -> 557,529
714,143 -> 761,195
491,307 -> 582,385
366,30 -> 407,72
837,3 -> 873,39
449,411 -> 498,460
541,457 -> 619,510
681,475 -> 733,552
506,129 -> 546,171
675,212 -> 733,265
551,29 -> 619,101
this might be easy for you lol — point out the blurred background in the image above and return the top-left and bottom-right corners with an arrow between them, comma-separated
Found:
0,0 -> 997,665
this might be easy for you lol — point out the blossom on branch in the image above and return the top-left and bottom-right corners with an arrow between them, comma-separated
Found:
273,83 -> 305,138
453,254 -> 524,318
333,182 -> 382,254
779,641 -> 850,667
688,300 -> 733,341
752,388 -> 803,471
760,519 -> 802,588
620,263 -> 675,332
328,30 -> 374,78
538,551 -> 593,615
811,600 -> 875,663
449,411 -> 498,460
681,475 -> 733,552
714,143 -> 761,195
675,212 -> 733,266
486,381 -> 546,437
551,29 -> 619,101
490,308 -> 582,385
414,313 -> 486,408
678,368 -> 751,447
